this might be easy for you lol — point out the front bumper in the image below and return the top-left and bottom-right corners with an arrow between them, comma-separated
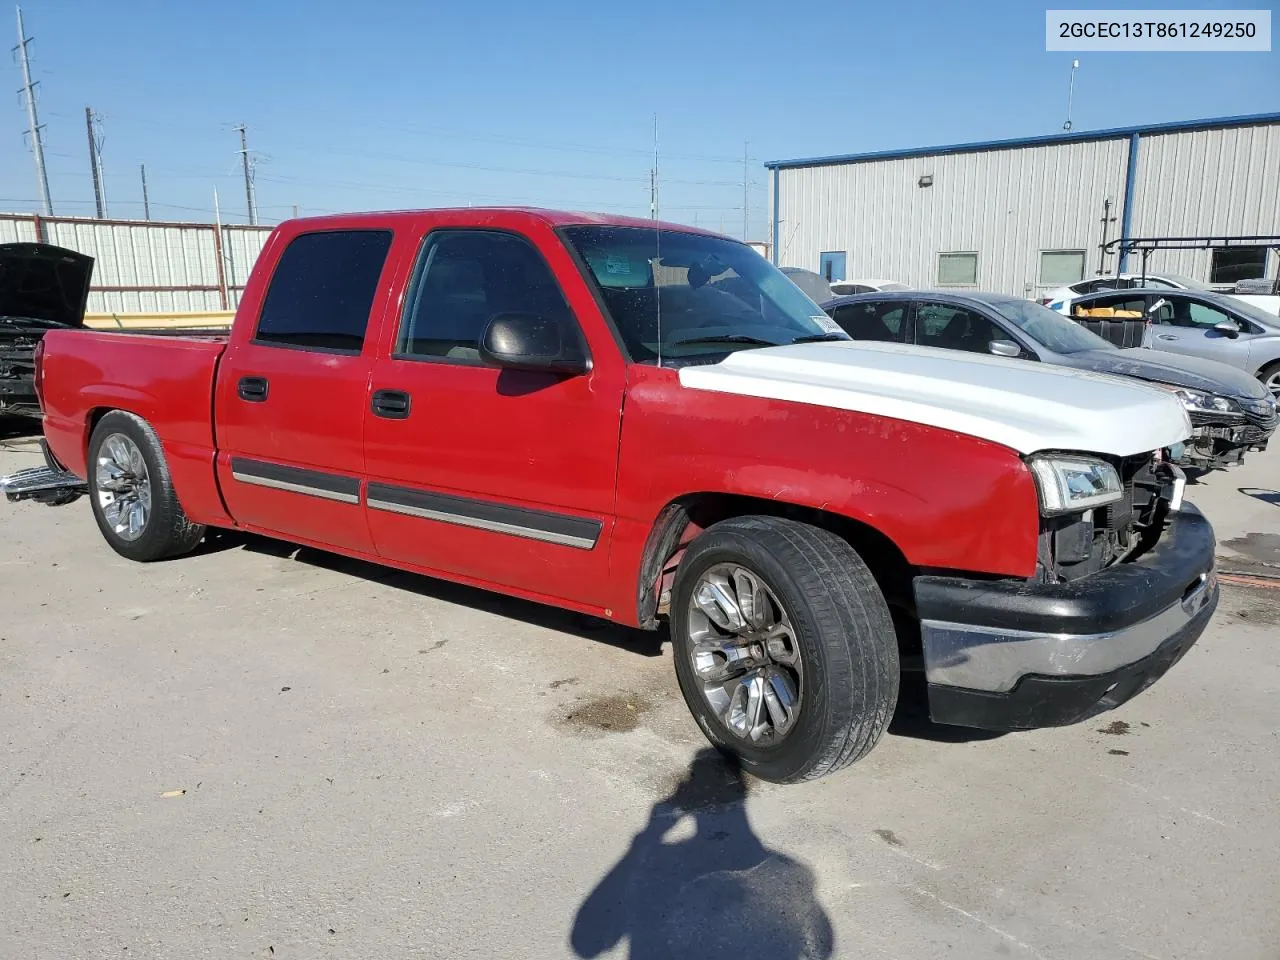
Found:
1181,412 -> 1277,468
914,504 -> 1218,730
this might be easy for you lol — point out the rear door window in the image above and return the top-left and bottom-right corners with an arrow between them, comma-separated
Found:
254,230 -> 393,352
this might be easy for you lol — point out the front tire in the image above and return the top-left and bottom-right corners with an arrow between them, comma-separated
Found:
88,411 -> 205,562
1258,361 -> 1280,402
670,516 -> 900,783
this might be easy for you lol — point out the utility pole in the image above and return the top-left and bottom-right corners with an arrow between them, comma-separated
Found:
85,107 -> 104,218
14,7 -> 52,215
742,140 -> 749,241
140,164 -> 151,220
235,124 -> 257,225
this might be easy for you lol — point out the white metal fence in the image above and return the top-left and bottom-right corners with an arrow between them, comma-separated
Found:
0,213 -> 272,313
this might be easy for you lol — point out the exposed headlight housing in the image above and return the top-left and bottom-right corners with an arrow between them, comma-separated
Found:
1154,384 -> 1241,416
1028,455 -> 1124,515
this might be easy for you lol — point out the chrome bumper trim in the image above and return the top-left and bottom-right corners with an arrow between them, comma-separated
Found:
921,568 -> 1217,694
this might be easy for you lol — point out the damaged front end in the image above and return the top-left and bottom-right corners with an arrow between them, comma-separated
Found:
1034,450 -> 1184,583
1157,388 -> 1277,471
914,447 -> 1216,730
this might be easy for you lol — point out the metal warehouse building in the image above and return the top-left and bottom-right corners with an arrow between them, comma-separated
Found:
766,113 -> 1280,299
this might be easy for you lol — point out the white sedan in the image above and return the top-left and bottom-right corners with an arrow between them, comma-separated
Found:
828,278 -> 909,296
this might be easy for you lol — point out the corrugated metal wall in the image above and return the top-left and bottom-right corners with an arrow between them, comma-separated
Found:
0,214 -> 271,313
1127,124 -> 1280,280
772,120 -> 1280,297
774,139 -> 1129,297
773,138 -> 1126,296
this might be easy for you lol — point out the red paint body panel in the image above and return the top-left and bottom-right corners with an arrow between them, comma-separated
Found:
36,207 -> 1041,633
38,329 -> 232,526
602,367 -> 1040,622
362,214 -> 627,602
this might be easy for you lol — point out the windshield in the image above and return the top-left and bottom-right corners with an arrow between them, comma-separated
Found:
988,298 -> 1114,354
1211,294 -> 1280,328
562,226 -> 848,364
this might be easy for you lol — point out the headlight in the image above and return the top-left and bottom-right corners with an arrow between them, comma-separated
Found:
1154,384 -> 1240,416
1028,455 -> 1124,515
1240,396 -> 1277,419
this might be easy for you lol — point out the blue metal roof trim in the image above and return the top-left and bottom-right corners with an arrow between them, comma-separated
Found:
764,112 -> 1280,170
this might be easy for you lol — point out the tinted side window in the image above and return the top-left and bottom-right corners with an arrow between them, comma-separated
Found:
255,230 -> 392,352
396,230 -> 579,363
914,303 -> 1007,354
832,302 -> 907,343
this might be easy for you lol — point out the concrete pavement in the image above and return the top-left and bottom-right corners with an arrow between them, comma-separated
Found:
1,427 -> 1277,959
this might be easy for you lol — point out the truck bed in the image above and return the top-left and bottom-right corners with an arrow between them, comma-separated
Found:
39,329 -> 229,524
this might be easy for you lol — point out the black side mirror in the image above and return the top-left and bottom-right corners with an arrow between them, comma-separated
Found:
1212,320 -> 1240,338
480,312 -> 589,375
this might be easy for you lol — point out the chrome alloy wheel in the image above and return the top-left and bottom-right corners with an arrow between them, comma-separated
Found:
685,563 -> 803,744
94,433 -> 151,542
1265,368 -> 1280,401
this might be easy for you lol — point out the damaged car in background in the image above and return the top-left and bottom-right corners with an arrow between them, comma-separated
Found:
821,290 -> 1277,471
0,243 -> 93,419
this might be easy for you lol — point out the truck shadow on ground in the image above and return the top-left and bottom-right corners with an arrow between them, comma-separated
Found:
0,416 -> 41,444
887,671 -> 1005,744
194,528 -> 667,657
569,747 -> 834,959
195,529 -> 1010,739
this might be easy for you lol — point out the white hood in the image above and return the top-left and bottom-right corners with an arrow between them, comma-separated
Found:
678,341 -> 1191,457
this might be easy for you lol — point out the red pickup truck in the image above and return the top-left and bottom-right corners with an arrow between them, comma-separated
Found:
2,209 -> 1219,782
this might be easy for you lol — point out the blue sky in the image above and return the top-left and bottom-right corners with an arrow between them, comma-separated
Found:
3,0 -> 1276,237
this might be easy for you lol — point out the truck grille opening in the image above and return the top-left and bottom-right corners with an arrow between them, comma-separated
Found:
1036,453 -> 1171,583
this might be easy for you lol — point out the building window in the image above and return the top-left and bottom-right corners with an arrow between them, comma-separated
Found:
937,252 -> 978,286
1039,250 -> 1086,285
1211,246 -> 1268,286
819,251 -> 846,282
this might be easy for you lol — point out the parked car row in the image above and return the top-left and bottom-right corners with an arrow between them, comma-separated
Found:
820,289 -> 1277,470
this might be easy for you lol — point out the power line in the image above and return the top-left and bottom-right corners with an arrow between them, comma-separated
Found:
14,6 -> 52,215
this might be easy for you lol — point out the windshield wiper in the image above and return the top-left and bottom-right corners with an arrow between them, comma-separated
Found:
670,334 -> 780,348
791,332 -> 850,344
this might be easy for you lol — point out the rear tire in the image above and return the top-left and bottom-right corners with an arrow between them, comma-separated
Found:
87,411 -> 205,562
670,515 -> 900,783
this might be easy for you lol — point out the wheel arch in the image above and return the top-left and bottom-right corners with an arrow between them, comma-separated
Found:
635,492 -> 916,630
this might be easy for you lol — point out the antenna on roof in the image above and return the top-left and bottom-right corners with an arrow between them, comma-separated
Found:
653,112 -> 662,369
1063,58 -> 1080,131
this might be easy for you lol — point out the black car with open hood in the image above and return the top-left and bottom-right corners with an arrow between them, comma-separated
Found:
0,243 -> 93,417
